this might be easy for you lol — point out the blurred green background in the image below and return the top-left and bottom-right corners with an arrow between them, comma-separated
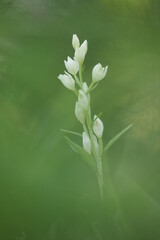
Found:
0,0 -> 160,239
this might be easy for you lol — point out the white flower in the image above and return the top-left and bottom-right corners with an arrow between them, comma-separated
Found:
64,56 -> 79,75
58,72 -> 75,91
82,82 -> 88,93
93,134 -> 100,156
72,34 -> 80,50
78,90 -> 89,111
93,115 -> 104,139
74,40 -> 88,65
75,101 -> 85,124
92,63 -> 108,83
82,132 -> 91,154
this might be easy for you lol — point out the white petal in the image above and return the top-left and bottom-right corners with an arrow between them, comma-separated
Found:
75,101 -> 85,124
82,82 -> 88,93
58,73 -> 75,91
82,132 -> 91,154
74,40 -> 88,65
64,57 -> 79,75
72,34 -> 80,50
78,90 -> 89,111
93,134 -> 100,156
92,63 -> 108,83
93,115 -> 104,138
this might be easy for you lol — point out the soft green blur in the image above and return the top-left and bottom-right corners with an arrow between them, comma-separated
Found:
0,0 -> 160,239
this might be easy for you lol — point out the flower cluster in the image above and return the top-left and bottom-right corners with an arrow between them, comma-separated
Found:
58,34 -> 108,157
58,34 -> 108,197
58,34 -> 133,199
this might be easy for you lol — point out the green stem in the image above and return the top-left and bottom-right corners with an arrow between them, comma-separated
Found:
83,123 -> 88,135
97,156 -> 103,199
86,111 -> 103,199
86,81 -> 94,93
74,89 -> 78,96
74,75 -> 81,88
99,138 -> 103,156
79,65 -> 83,85
78,65 -> 103,199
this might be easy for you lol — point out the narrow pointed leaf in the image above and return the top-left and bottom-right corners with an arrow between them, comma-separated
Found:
61,129 -> 81,137
103,124 -> 133,153
64,136 -> 96,173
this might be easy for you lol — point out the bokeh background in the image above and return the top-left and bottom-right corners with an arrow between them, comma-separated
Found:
0,0 -> 160,239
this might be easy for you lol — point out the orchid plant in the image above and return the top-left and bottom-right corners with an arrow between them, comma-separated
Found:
58,34 -> 132,199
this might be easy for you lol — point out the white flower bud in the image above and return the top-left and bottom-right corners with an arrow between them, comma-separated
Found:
75,101 -> 85,124
58,72 -> 75,91
82,132 -> 91,154
82,82 -> 90,102
93,134 -> 100,156
93,115 -> 104,139
92,63 -> 108,83
74,40 -> 88,65
78,90 -> 89,111
72,34 -> 80,50
64,56 -> 79,75
82,82 -> 88,93
81,40 -> 88,55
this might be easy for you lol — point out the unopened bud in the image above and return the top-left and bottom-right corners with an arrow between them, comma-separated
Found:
78,90 -> 89,111
92,63 -> 108,83
82,82 -> 90,102
58,72 -> 75,91
74,40 -> 88,65
82,82 -> 88,93
64,56 -> 79,75
93,134 -> 100,156
72,34 -> 80,50
75,101 -> 85,124
93,115 -> 104,139
82,132 -> 91,154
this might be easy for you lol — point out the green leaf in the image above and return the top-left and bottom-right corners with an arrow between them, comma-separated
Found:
60,129 -> 81,137
64,136 -> 97,173
103,124 -> 133,153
